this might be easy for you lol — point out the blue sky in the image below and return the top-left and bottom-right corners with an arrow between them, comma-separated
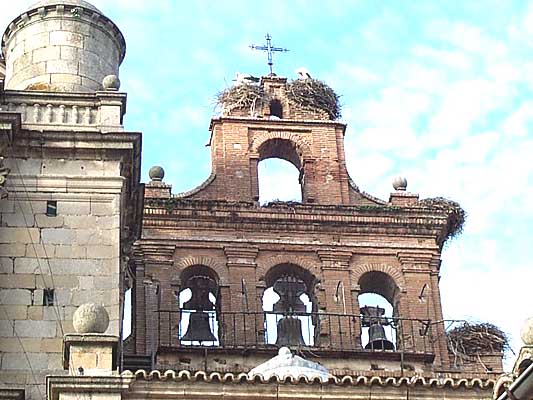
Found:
3,0 -> 532,369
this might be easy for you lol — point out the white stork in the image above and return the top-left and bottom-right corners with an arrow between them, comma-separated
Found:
296,67 -> 312,79
234,72 -> 260,85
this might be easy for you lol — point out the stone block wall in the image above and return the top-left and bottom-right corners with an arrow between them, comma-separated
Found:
0,157 -> 125,399
2,2 -> 125,92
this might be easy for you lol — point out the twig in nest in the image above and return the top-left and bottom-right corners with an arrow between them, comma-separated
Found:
286,79 -> 341,119
216,84 -> 267,115
446,322 -> 509,355
418,197 -> 466,243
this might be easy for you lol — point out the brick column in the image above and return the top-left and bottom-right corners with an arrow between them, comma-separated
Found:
143,279 -> 159,368
317,250 -> 356,350
223,246 -> 259,347
398,251 -> 445,360
133,261 -> 146,354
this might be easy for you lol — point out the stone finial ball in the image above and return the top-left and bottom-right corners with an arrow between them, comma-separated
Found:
149,165 -> 165,181
392,176 -> 408,191
521,317 -> 533,345
278,347 -> 292,356
72,303 -> 109,334
102,75 -> 120,90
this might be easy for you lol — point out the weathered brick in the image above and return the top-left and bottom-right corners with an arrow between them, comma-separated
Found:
85,245 -> 117,259
14,320 -> 57,338
0,305 -> 27,320
0,244 -> 26,257
25,243 -> 55,258
0,289 -> 32,305
0,274 -> 36,289
41,228 -> 76,245
62,215 -> 97,228
2,352 -> 49,370
57,201 -> 90,216
35,214 -> 64,228
55,245 -> 86,259
0,258 -> 14,274
0,228 -> 40,244
27,306 -> 42,320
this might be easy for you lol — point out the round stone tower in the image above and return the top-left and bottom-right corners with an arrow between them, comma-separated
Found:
1,0 -> 125,92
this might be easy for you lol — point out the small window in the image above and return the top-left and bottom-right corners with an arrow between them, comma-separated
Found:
46,201 -> 57,216
269,99 -> 283,119
43,288 -> 55,306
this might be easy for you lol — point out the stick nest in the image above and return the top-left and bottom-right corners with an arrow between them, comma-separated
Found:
418,197 -> 466,242
216,84 -> 267,114
447,322 -> 510,355
286,79 -> 341,119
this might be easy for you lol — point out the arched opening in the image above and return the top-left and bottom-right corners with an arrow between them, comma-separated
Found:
262,264 -> 317,346
358,271 -> 400,351
269,99 -> 283,119
175,265 -> 220,346
122,287 -> 132,339
257,138 -> 303,205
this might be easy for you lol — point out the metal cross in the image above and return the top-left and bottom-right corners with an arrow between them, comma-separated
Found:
250,33 -> 289,76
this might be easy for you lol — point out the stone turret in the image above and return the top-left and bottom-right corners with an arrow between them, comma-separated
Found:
1,0 -> 125,92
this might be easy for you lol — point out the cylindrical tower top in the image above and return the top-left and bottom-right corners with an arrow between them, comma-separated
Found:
1,0 -> 126,92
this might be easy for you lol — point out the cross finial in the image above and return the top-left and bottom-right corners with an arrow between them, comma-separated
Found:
250,33 -> 289,76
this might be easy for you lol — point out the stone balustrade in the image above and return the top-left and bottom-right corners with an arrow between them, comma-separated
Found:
0,90 -> 126,132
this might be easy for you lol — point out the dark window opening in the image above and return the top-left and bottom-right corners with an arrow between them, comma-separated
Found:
269,99 -> 283,119
46,201 -> 57,217
43,288 -> 55,306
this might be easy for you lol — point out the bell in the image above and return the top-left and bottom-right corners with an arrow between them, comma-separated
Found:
181,311 -> 217,342
361,305 -> 394,350
275,316 -> 305,347
365,323 -> 394,350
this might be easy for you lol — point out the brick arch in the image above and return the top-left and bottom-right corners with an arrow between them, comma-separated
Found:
351,263 -> 405,291
249,131 -> 312,161
172,256 -> 228,285
258,255 -> 320,284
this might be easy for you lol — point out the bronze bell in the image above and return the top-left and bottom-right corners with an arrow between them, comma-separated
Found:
181,311 -> 217,342
275,316 -> 305,347
361,306 -> 394,350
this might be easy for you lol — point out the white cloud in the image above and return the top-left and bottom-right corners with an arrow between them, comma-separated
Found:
502,102 -> 533,137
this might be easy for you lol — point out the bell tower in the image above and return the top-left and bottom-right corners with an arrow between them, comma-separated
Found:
126,72 -> 489,378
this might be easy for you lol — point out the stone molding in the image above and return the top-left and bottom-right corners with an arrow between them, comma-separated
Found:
224,246 -> 259,267
47,375 -> 134,400
127,368 -> 495,389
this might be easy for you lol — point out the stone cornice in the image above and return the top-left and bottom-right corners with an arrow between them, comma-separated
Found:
209,116 -> 346,131
224,246 -> 259,267
317,250 -> 353,269
47,375 -> 134,400
143,200 -> 449,238
0,111 -> 21,146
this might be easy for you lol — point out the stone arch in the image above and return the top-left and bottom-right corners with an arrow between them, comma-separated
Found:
173,256 -> 228,285
250,130 -> 312,162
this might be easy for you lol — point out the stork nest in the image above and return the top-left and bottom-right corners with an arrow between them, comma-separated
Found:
418,197 -> 466,242
286,78 -> 341,119
447,322 -> 509,355
216,84 -> 267,114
